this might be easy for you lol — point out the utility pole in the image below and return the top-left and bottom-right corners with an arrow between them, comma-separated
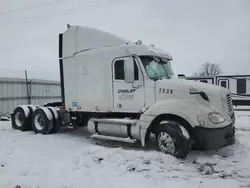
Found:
25,70 -> 31,104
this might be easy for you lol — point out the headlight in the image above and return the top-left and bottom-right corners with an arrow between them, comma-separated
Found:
208,113 -> 225,124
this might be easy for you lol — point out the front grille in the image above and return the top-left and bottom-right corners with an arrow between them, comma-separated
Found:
226,94 -> 233,112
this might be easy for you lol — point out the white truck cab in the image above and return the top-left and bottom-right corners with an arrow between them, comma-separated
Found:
11,25 -> 236,158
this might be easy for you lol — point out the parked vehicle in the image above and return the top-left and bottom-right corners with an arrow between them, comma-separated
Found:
11,25 -> 236,158
186,75 -> 250,106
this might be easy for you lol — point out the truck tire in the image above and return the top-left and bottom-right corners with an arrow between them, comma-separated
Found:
47,107 -> 61,134
32,107 -> 53,134
27,105 -> 37,117
154,121 -> 190,158
12,105 -> 31,131
27,105 -> 36,112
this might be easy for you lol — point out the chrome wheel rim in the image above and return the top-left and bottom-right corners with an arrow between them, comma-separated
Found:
157,132 -> 175,155
15,112 -> 24,127
34,114 -> 44,130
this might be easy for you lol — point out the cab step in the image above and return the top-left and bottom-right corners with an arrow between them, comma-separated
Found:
90,134 -> 137,143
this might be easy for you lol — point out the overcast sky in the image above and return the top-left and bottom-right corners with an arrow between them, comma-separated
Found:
0,0 -> 249,80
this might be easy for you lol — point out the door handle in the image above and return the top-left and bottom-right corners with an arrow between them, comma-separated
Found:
132,81 -> 142,89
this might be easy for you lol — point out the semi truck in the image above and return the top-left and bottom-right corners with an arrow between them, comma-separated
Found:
11,25 -> 236,158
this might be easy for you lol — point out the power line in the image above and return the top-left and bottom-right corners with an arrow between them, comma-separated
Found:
0,0 -> 139,26
0,0 -> 132,25
0,0 -> 69,16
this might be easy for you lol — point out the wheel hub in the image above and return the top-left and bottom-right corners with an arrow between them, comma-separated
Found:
34,114 -> 44,130
15,112 -> 24,127
157,132 -> 175,155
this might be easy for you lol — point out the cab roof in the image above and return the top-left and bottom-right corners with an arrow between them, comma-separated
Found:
62,25 -> 173,60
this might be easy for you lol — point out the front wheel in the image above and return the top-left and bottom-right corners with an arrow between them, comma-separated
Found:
154,121 -> 191,158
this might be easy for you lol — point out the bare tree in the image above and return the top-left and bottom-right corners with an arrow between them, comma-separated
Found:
196,62 -> 222,76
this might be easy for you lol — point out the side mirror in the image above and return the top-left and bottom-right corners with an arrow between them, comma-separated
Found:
124,57 -> 134,83
178,74 -> 186,79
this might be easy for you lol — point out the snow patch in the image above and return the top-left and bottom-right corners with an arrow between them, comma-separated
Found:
0,116 -> 10,121
18,105 -> 30,117
0,112 -> 250,188
38,107 -> 53,120
27,105 -> 37,112
179,125 -> 190,139
198,162 -> 216,175
47,107 -> 59,119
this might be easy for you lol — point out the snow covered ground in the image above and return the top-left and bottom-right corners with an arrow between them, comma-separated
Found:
0,112 -> 250,188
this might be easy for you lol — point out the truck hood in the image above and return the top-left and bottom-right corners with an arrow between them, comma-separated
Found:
156,78 -> 223,97
155,78 -> 232,115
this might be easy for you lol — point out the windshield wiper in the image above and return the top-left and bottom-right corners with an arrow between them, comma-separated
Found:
152,76 -> 160,81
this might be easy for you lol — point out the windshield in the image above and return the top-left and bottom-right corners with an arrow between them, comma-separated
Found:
140,56 -> 175,80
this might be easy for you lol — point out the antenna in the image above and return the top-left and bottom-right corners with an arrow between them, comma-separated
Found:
136,40 -> 142,45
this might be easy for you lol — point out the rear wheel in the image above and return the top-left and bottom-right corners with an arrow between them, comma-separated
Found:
27,105 -> 36,115
47,107 -> 61,134
12,105 -> 31,131
32,107 -> 53,134
154,121 -> 191,158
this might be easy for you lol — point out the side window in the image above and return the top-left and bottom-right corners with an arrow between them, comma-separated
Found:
134,60 -> 139,80
114,60 -> 124,80
220,80 -> 227,88
114,58 -> 139,81
237,79 -> 246,94
200,80 -> 208,83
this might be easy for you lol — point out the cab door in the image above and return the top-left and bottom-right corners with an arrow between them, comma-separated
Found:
112,57 -> 145,112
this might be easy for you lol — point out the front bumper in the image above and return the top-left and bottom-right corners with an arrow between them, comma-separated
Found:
191,116 -> 235,150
